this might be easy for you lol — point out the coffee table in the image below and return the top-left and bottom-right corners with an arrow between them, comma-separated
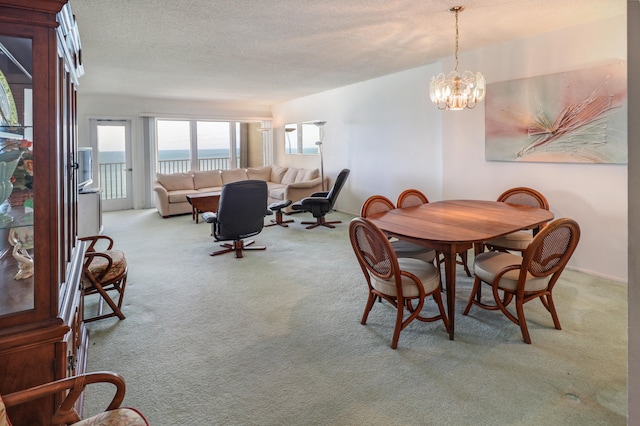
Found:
186,191 -> 222,223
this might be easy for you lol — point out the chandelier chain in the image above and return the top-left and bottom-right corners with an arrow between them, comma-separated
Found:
454,8 -> 459,74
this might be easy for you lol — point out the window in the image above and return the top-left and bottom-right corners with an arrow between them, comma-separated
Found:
155,119 -> 241,174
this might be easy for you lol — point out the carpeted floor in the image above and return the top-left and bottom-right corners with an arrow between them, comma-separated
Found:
82,209 -> 627,425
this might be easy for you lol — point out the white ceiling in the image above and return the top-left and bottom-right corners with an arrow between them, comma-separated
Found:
70,0 -> 625,106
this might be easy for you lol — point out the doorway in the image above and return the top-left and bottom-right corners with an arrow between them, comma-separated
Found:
89,119 -> 133,211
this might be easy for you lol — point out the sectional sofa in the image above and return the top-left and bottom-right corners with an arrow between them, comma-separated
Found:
153,165 -> 328,218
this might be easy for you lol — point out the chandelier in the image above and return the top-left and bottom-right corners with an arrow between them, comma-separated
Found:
429,6 -> 485,110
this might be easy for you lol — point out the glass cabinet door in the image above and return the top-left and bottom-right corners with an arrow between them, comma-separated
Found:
0,34 -> 34,316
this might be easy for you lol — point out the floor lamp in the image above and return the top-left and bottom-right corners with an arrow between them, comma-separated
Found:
313,121 -> 326,191
315,141 -> 324,191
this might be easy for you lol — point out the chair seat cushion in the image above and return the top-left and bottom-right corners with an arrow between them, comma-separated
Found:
486,230 -> 533,250
72,407 -> 149,425
391,240 -> 436,263
83,249 -> 127,287
474,251 -> 550,292
371,258 -> 440,298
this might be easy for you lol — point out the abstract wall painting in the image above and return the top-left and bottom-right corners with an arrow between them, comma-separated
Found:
485,61 -> 627,163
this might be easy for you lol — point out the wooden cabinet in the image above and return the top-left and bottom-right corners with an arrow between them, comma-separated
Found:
0,1 -> 86,423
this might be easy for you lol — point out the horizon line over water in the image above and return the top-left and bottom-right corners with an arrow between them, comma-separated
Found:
99,149 -> 233,163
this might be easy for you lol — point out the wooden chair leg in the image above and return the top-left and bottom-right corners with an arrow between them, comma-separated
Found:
83,275 -> 127,323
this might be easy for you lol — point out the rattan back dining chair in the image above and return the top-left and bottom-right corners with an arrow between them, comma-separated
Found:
484,187 -> 550,254
463,218 -> 580,344
396,188 -> 429,208
361,195 -> 436,264
349,217 -> 448,349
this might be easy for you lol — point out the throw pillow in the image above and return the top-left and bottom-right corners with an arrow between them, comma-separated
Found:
156,172 -> 194,191
246,166 -> 271,181
307,168 -> 320,180
193,170 -> 222,189
280,168 -> 299,185
270,165 -> 288,183
294,168 -> 319,183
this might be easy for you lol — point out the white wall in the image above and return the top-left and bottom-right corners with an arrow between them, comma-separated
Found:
628,1 -> 639,423
442,16 -> 627,281
272,15 -> 627,282
272,64 -> 445,217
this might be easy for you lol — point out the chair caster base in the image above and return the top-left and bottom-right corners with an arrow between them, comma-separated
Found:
301,216 -> 342,229
210,239 -> 266,258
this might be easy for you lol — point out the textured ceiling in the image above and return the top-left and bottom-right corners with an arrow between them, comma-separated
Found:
70,0 -> 625,106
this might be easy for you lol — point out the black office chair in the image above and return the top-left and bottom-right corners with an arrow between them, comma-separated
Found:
202,180 -> 269,258
290,169 -> 350,229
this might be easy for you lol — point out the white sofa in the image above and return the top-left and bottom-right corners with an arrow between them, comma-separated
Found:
153,165 -> 328,218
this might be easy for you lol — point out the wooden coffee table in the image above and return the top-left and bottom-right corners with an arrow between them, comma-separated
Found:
186,191 -> 222,223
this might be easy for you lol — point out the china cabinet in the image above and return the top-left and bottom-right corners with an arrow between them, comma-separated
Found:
0,1 -> 86,424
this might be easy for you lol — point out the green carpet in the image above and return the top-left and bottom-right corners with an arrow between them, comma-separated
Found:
82,209 -> 627,425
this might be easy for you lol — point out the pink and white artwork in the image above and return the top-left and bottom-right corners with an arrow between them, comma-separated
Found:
485,61 -> 627,163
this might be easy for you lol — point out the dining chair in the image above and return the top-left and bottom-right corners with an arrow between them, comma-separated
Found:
1,371 -> 149,425
396,188 -> 430,207
484,187 -> 550,254
463,218 -> 580,344
80,235 -> 128,322
396,189 -> 471,278
349,217 -> 448,349
360,195 -> 436,264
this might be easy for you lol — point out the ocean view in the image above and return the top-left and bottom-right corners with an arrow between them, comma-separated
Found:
99,149 -> 232,163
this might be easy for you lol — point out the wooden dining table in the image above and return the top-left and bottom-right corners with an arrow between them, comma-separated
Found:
366,199 -> 554,340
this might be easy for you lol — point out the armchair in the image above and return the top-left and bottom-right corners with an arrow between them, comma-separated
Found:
203,180 -> 269,258
291,169 -> 350,229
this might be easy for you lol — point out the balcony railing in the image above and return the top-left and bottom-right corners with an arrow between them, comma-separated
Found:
156,157 -> 237,174
99,157 -> 237,200
99,162 -> 126,200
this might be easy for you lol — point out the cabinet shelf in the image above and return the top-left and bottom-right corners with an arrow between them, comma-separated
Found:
0,206 -> 33,230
